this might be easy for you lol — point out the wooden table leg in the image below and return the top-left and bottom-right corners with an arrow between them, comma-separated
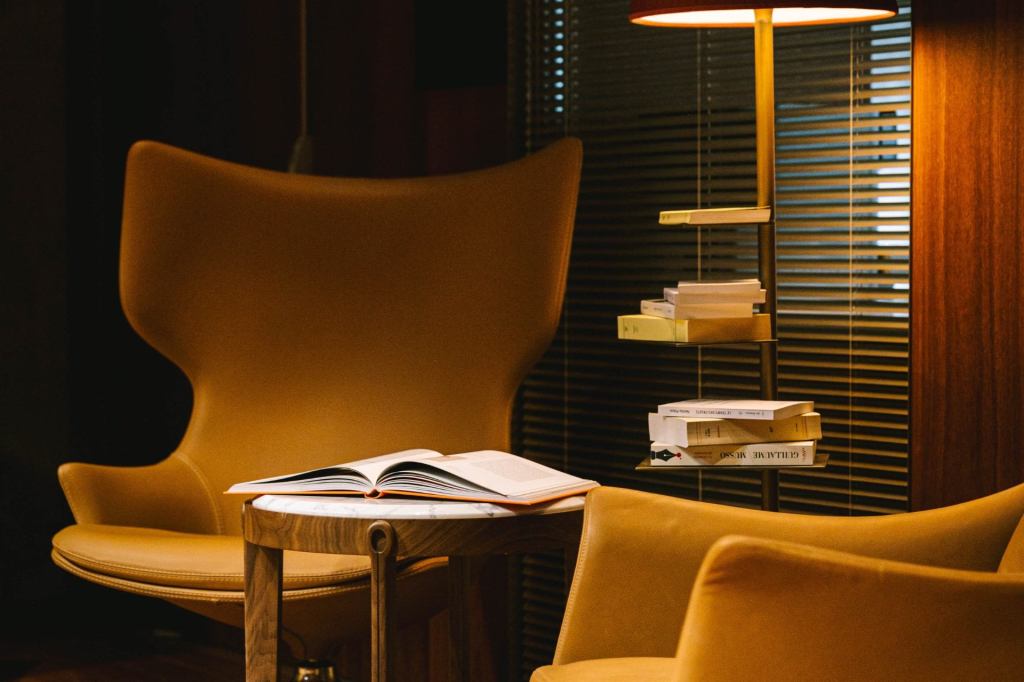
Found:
447,555 -> 475,682
368,520 -> 396,682
244,540 -> 282,682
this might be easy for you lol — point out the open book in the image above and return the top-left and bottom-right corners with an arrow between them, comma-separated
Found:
226,449 -> 599,505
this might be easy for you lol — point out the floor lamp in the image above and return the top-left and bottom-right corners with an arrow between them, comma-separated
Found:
628,0 -> 898,509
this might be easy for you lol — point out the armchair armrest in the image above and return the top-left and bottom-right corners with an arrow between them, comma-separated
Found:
674,536 -> 1024,681
553,485 -> 1024,666
58,455 -> 220,534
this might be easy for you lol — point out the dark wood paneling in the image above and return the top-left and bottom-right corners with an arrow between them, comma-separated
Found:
911,1 -> 1024,509
3,0 -> 508,668
0,0 -> 72,611
424,86 -> 507,174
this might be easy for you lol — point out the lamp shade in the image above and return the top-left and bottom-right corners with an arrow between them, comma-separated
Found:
629,0 -> 898,27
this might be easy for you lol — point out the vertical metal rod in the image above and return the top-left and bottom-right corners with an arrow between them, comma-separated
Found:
754,7 -> 778,379
298,0 -> 308,138
754,8 -> 780,512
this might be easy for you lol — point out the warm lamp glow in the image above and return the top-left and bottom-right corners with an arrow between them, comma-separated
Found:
629,1 -> 898,27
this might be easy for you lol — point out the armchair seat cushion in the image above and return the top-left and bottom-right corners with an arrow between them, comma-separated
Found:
52,524 -> 371,591
531,657 -> 673,682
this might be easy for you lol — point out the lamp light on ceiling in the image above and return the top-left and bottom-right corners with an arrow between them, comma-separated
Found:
629,1 -> 898,27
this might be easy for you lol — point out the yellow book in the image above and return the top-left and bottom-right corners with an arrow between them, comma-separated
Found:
659,206 -> 771,225
617,313 -> 770,343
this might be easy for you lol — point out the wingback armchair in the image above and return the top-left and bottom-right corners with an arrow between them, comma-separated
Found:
51,137 -> 582,670
533,484 -> 1024,681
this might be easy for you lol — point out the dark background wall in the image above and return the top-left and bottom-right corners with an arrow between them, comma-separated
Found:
1,0 -> 506,639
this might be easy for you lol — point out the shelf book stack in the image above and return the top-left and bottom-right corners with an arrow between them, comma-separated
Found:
647,399 -> 822,467
618,279 -> 771,343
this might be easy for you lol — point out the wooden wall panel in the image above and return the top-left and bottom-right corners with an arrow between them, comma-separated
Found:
911,1 -> 1024,509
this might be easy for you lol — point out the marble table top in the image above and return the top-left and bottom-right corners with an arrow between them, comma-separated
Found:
251,494 -> 587,520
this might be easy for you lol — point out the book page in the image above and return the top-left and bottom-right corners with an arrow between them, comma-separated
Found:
381,450 -> 592,498
225,448 -> 441,494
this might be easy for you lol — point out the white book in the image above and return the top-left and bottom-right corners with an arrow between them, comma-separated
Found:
642,298 -> 754,320
674,279 -> 763,294
657,399 -> 814,421
665,287 -> 766,304
648,412 -> 822,447
649,440 -> 817,467
226,448 -> 599,505
659,206 -> 771,226
640,298 -> 675,318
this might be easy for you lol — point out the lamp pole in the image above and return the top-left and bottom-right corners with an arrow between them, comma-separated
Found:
754,8 -> 780,510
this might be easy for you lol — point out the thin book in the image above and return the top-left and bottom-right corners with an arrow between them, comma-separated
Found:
657,398 -> 813,421
672,279 -> 763,295
641,299 -> 755,320
664,287 -> 766,304
226,448 -> 599,505
659,206 -> 771,226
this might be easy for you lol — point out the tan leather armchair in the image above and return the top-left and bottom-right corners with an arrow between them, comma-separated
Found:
51,137 -> 582,668
533,484 -> 1024,681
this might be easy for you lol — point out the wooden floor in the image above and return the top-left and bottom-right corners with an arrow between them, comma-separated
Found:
0,631 -> 252,682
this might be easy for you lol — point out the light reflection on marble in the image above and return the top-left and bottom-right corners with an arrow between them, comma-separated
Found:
252,494 -> 586,520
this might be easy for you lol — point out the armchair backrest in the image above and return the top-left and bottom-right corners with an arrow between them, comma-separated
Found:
119,139 -> 582,533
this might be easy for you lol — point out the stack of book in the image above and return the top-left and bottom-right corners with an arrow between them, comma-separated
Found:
617,279 -> 770,343
647,399 -> 822,467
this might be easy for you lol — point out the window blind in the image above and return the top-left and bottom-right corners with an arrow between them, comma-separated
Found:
511,1 -> 911,677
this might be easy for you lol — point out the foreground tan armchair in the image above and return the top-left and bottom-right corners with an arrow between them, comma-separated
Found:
51,137 -> 582,671
533,484 -> 1024,681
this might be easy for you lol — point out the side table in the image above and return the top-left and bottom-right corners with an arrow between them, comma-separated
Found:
243,494 -> 586,682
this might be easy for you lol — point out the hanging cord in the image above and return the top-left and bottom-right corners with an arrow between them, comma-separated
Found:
281,623 -> 308,662
288,0 -> 313,173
